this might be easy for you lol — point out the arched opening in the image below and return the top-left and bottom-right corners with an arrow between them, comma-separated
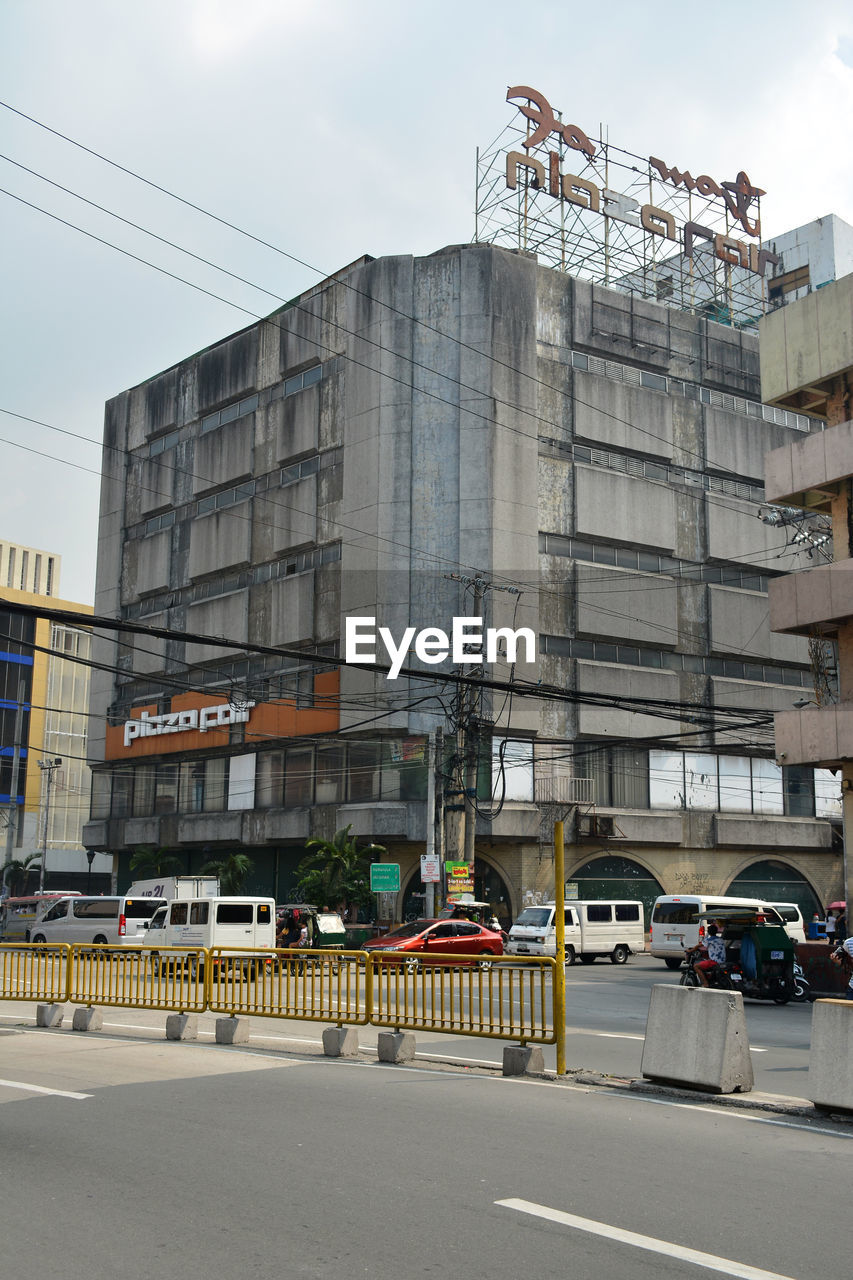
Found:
727,859 -> 822,923
568,854 -> 664,929
401,857 -> 513,929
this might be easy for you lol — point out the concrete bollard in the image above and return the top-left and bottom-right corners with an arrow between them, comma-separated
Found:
503,1045 -> 545,1077
166,1014 -> 199,1041
808,999 -> 853,1111
322,1026 -> 359,1058
72,1007 -> 103,1033
215,1016 -> 250,1045
377,1031 -> 416,1064
36,1003 -> 64,1028
641,985 -> 753,1094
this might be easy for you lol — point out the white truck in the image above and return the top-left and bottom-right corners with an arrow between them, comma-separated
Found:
127,876 -> 219,901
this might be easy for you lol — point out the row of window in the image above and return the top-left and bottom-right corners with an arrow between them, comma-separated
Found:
580,744 -> 840,818
541,634 -> 811,688
539,533 -> 775,594
91,738 -> 840,823
148,363 -> 324,456
540,435 -> 765,505
569,348 -> 816,433
120,541 -> 342,624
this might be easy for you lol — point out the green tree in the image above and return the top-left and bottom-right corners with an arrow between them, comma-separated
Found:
294,825 -> 385,916
129,845 -> 184,878
1,853 -> 42,896
200,851 -> 253,895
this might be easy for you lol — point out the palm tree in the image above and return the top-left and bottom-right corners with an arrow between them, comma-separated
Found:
200,851 -> 253,895
294,825 -> 385,916
129,846 -> 184,878
2,853 -> 42,896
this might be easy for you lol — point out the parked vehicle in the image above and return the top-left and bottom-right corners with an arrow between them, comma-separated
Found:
0,892 -> 81,942
276,904 -> 347,950
650,895 -> 785,969
679,908 -> 796,1003
765,902 -> 807,945
505,900 -> 644,965
127,876 -> 219,900
144,896 -> 276,974
30,895 -> 166,945
362,918 -> 503,965
792,959 -> 810,1003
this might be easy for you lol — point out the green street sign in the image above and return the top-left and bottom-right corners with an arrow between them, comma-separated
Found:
370,863 -> 401,892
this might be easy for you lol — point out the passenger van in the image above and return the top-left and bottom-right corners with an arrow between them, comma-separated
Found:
0,893 -> 80,942
649,895 -> 785,968
505,900 -> 645,965
29,895 -> 166,946
144,896 -> 276,971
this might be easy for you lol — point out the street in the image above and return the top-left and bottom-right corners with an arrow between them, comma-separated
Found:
0,952 -> 816,1096
0,1019 -> 847,1280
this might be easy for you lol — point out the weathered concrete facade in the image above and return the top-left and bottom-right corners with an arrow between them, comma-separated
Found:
83,244 -> 840,923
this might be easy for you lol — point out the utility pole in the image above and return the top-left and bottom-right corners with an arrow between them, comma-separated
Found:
37,757 -> 62,893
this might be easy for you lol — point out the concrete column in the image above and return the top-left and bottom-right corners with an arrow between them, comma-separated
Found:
166,1013 -> 199,1041
72,1007 -> 103,1032
377,1031 -> 416,1064
36,1003 -> 64,1028
215,1016 -> 250,1045
503,1045 -> 545,1076
322,1026 -> 359,1058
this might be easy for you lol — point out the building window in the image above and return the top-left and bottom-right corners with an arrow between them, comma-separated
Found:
284,747 -> 314,806
255,750 -> 285,808
348,742 -> 381,802
783,765 -> 815,818
576,745 -> 649,809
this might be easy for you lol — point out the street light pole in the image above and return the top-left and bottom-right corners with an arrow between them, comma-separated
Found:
37,757 -> 62,894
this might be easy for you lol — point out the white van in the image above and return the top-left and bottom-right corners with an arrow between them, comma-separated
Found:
505,900 -> 645,965
30,895 -> 166,946
649,895 -> 785,968
144,896 -> 276,971
765,902 -> 806,945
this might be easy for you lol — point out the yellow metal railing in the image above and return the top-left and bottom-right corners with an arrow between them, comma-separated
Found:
368,953 -> 556,1044
206,948 -> 368,1025
0,943 -> 69,1002
68,944 -> 206,1012
6,945 -> 556,1047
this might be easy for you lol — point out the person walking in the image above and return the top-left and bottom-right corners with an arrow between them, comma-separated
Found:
825,909 -> 837,947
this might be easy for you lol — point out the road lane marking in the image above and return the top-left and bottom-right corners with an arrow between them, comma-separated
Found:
497,1198 -> 798,1280
0,1077 -> 91,1099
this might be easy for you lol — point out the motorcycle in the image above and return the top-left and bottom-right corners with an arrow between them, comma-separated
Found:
792,959 -> 810,1003
679,946 -> 796,1004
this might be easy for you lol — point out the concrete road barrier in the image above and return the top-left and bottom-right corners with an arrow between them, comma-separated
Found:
808,999 -> 853,1111
641,985 -> 753,1094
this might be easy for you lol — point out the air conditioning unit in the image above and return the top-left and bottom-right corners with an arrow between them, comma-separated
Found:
577,814 -> 615,838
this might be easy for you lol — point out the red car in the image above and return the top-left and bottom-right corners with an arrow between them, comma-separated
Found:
363,918 -> 504,964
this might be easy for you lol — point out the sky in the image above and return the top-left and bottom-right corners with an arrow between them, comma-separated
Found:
2,0 -> 853,606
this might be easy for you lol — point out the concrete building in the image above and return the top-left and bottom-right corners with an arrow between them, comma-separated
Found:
82,243 -> 842,924
2,547 -> 110,893
762,273 -> 853,912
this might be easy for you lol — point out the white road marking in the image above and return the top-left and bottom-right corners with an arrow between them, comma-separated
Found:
497,1198 -> 799,1280
0,1077 -> 91,1099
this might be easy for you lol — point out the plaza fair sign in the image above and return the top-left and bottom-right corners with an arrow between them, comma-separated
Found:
505,85 -> 779,279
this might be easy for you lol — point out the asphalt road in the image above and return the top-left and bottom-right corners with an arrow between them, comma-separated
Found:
0,1024 -> 848,1280
0,952 -> 815,1097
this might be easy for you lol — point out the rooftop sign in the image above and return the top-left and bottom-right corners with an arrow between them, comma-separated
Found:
475,84 -> 779,323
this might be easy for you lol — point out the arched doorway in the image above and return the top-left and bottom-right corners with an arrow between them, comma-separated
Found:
568,854 -> 664,929
727,859 -> 822,923
402,857 -> 513,929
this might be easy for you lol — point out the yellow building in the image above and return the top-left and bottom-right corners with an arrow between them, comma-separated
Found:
1,541 -> 110,892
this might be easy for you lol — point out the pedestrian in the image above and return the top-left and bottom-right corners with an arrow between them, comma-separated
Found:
825,909 -> 837,946
837,911 -> 847,943
833,935 -> 853,999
